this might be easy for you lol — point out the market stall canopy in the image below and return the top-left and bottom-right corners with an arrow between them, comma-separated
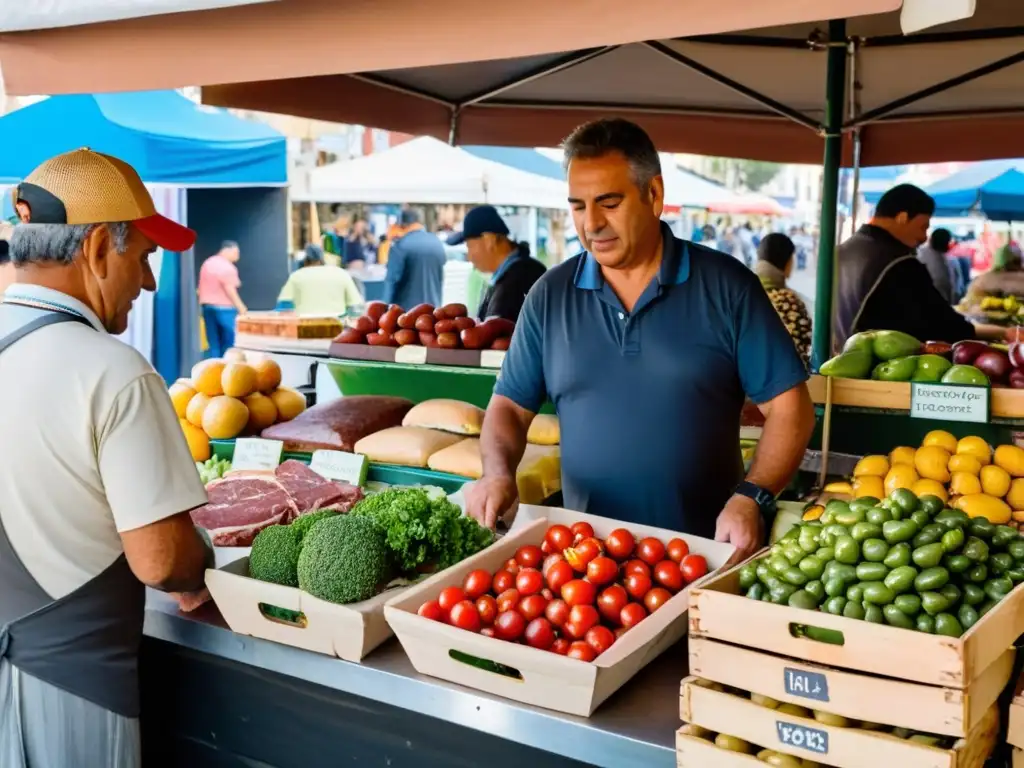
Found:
0,0 -> 276,32
927,159 -> 1024,221
296,136 -> 569,209
661,163 -> 742,211
0,90 -> 286,185
706,193 -> 793,217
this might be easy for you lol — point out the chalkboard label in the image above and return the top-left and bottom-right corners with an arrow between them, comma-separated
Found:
783,667 -> 830,702
776,721 -> 829,754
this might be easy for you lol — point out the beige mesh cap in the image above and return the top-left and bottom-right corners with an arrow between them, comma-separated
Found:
13,148 -> 196,252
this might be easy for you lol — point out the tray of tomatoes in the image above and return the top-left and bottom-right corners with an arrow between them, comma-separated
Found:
383,506 -> 735,716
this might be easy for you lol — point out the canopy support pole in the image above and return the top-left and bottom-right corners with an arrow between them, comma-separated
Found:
448,109 -> 460,146
811,19 -> 847,370
847,38 -> 862,232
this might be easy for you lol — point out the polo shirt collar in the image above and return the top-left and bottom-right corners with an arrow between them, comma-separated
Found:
491,245 -> 523,285
3,283 -> 107,332
573,222 -> 690,290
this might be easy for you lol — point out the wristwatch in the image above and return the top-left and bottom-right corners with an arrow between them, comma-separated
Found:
734,480 -> 777,517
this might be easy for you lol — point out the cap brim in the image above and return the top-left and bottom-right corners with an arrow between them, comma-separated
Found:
446,231 -> 467,246
135,213 -> 196,252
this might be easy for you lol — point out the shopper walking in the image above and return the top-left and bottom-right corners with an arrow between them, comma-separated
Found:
383,209 -> 446,309
198,240 -> 246,357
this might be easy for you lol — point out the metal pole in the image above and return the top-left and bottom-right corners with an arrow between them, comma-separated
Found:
811,19 -> 847,370
847,39 -> 862,232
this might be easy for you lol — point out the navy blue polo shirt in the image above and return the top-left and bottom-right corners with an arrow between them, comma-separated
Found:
495,224 -> 808,538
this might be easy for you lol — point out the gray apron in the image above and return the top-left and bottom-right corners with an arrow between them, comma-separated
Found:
0,310 -> 144,768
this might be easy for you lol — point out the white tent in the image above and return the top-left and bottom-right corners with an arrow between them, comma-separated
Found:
299,136 -> 568,210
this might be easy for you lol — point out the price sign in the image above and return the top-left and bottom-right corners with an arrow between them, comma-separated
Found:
783,667 -> 829,702
480,350 -> 505,369
232,438 -> 284,471
776,721 -> 829,755
310,450 -> 368,486
394,345 -> 428,364
910,383 -> 989,424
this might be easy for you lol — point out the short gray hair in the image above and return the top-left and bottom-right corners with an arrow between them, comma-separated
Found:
9,222 -> 132,266
562,118 -> 662,191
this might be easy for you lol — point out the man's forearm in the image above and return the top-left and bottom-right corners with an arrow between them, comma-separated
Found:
746,391 -> 815,494
480,402 -> 530,479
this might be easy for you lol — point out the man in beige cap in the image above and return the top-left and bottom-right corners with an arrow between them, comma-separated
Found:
0,149 -> 212,767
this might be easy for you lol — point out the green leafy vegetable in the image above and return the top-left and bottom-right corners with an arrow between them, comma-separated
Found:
249,525 -> 301,587
297,515 -> 389,604
291,509 -> 339,543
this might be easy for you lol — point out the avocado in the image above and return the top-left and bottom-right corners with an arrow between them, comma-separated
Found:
872,355 -> 918,382
871,330 -> 922,361
911,354 -> 953,383
843,331 -> 876,355
940,365 -> 989,386
820,349 -> 873,379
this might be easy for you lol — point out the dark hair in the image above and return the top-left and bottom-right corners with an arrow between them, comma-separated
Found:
516,241 -> 531,259
929,228 -> 952,253
561,118 -> 661,190
875,184 -> 935,219
221,239 -> 239,251
757,233 -> 795,271
0,239 -> 8,266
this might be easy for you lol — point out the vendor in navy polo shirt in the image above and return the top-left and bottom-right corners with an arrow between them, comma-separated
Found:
465,119 -> 815,562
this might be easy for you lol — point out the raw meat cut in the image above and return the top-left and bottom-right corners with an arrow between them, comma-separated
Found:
190,474 -> 299,547
274,460 -> 363,514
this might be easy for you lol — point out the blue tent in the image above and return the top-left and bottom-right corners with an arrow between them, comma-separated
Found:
927,160 -> 1024,221
858,165 -> 909,205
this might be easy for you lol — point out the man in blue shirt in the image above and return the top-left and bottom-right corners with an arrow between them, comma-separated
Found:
465,119 -> 815,563
383,210 -> 446,309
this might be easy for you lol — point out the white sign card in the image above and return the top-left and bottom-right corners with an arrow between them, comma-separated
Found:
309,450 -> 368,487
232,438 -> 284,470
910,383 -> 989,424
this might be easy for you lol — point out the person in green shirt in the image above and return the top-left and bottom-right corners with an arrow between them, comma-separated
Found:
277,244 -> 364,316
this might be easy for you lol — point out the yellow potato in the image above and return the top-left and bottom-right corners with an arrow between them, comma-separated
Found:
923,430 -> 958,453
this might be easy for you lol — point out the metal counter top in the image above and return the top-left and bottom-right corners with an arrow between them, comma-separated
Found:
144,593 -> 683,768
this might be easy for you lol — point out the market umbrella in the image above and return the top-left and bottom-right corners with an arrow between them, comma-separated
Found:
927,160 -> 1024,221
706,194 -> 793,217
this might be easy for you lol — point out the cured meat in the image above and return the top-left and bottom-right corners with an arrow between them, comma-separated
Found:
190,474 -> 299,547
260,395 -> 413,452
274,460 -> 363,514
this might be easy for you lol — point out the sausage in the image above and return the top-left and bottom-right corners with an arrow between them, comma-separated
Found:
453,316 -> 476,332
419,332 -> 439,348
336,327 -> 366,344
441,303 -> 468,319
481,317 -> 516,338
490,336 -> 511,351
460,325 -> 493,350
433,307 -> 447,320
398,303 -> 435,329
367,331 -> 398,347
388,304 -> 405,313
434,319 -> 455,334
436,332 -> 460,349
414,313 -> 436,333
351,315 -> 375,334
394,329 -> 419,346
365,301 -> 389,323
378,307 -> 402,333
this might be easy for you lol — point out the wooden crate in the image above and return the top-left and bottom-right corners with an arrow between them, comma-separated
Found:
689,551 -> 1024,689
1009,676 -> 1024,748
689,636 -> 1013,738
384,511 -> 735,717
676,731 -> 767,767
680,677 -> 1000,768
1015,747 -> 1024,768
205,557 -> 398,662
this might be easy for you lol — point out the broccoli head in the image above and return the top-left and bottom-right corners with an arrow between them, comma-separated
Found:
249,525 -> 301,587
291,509 -> 339,544
297,514 -> 389,604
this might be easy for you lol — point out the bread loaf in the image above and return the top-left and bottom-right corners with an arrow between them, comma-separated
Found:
402,398 -> 485,435
354,426 -> 463,467
527,414 -> 560,445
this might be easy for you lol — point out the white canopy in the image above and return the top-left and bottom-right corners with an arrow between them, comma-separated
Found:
299,136 -> 569,210
0,0 -> 276,32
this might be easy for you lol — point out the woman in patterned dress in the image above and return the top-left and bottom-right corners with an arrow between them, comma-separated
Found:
754,233 -> 812,367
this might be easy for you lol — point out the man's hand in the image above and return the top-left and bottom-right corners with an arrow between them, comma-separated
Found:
465,474 -> 518,529
715,494 -> 764,567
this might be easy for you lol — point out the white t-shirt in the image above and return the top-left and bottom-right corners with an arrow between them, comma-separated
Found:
0,284 -> 208,599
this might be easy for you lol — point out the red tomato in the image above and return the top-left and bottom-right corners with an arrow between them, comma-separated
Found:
585,625 -> 616,656
566,604 -> 599,637
644,587 -> 672,613
551,637 -> 571,655
624,572 -> 652,601
568,641 -> 596,661
518,594 -> 548,622
449,600 -> 481,632
571,522 -> 595,542
541,588 -> 554,601
496,588 -> 521,613
586,556 -> 618,586
545,598 -> 570,627
561,578 -> 597,607
681,554 -> 709,583
604,528 -> 636,561
545,560 -> 574,594
480,626 -> 497,639
504,558 -> 521,576
637,537 -> 666,566
417,600 -> 445,622
492,569 -> 515,594
545,524 -> 574,552
462,569 -> 493,600
666,537 -> 690,563
540,540 -> 551,554
476,595 -> 497,626
542,553 -> 564,575
438,586 -> 465,613
516,545 -> 544,569
494,610 -> 526,641
524,617 -> 556,650
620,602 -> 647,629
565,540 -> 602,572
654,560 -> 684,592
597,584 -> 629,624
516,568 -> 543,596
622,559 -> 651,579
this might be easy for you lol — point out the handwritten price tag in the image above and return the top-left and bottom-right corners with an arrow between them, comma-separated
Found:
910,383 -> 989,424
309,450 -> 368,486
232,438 -> 284,471
394,345 -> 428,364
480,350 -> 505,369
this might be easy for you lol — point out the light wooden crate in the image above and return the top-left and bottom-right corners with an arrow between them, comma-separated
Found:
205,557 -> 399,662
1009,676 -> 1024,748
385,507 -> 735,717
689,551 -> 1024,689
1015,747 -> 1024,768
807,374 -> 1024,418
680,677 -> 999,768
676,731 -> 767,767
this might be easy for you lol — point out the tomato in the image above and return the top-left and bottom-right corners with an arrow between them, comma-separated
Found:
620,602 -> 646,628
568,641 -> 596,661
449,600 -> 481,632
504,557 -> 521,576
637,537 -> 666,566
597,584 -> 629,624
545,524 -> 574,552
542,553 -> 564,576
585,625 -> 616,656
494,610 -> 526,641
438,586 -> 465,613
545,598 -> 569,627
622,559 -> 651,579
586,556 -> 618,586
540,539 -> 551,554
604,528 -> 636,561
516,568 -> 543,596
666,537 -> 689,563
492,569 -> 515,594
417,600 -> 445,622
516,545 -> 544,569
462,569 -> 493,600
653,560 -> 684,592
524,617 -> 556,650
551,637 -> 571,655
564,539 -> 602,572
476,595 -> 497,626
480,626 -> 497,638
496,588 -> 521,613
545,560 -> 574,594
681,554 -> 709,583
561,578 -> 597,607
564,604 -> 599,639
571,522 -> 595,542
644,587 -> 672,613
624,571 -> 652,601
518,594 -> 548,622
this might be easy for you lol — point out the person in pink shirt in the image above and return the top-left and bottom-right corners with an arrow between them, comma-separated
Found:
197,240 -> 246,358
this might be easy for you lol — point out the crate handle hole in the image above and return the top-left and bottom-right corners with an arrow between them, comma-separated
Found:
448,649 -> 523,681
788,622 -> 845,646
258,602 -> 308,628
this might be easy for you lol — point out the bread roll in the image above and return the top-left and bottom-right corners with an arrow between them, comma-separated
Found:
354,426 -> 463,467
428,439 -> 561,504
402,398 -> 485,436
527,414 -> 560,445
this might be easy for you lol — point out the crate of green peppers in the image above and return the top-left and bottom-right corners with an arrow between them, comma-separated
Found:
689,488 -> 1024,689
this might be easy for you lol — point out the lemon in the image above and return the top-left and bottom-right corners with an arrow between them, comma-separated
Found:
168,380 -> 198,419
948,454 -> 982,475
950,471 -> 982,496
853,475 -> 885,499
1008,478 -> 1024,511
884,464 -> 918,496
957,436 -> 992,465
889,446 -> 916,466
912,479 -> 948,502
923,430 -> 958,453
981,464 -> 1012,497
915,445 -> 952,483
994,444 -> 1024,477
179,418 -> 211,462
956,493 -> 1012,525
853,455 -> 889,477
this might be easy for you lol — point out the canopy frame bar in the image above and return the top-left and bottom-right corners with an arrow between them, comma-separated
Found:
347,73 -> 454,108
682,26 -> 1024,49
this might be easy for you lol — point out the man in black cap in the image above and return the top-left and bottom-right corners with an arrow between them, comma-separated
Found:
383,208 -> 446,309
448,205 -> 546,322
